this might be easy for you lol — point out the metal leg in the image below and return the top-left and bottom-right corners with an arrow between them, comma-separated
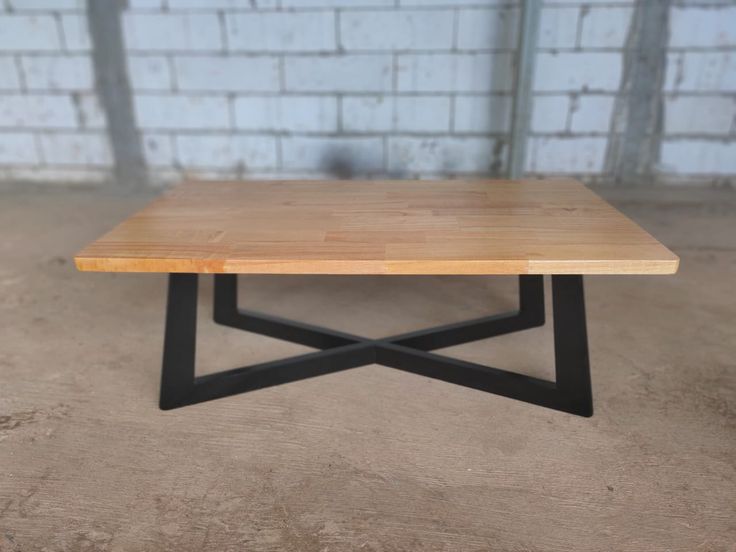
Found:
551,275 -> 593,416
389,276 -> 544,351
159,274 -> 593,416
213,274 -> 362,349
159,273 -> 198,409
374,275 -> 592,416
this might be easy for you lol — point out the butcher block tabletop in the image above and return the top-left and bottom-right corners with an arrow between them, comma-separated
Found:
75,179 -> 679,275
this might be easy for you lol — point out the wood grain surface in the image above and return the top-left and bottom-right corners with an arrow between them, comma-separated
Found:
75,179 -> 679,275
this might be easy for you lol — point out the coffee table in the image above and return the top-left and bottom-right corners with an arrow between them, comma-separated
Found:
75,179 -> 678,416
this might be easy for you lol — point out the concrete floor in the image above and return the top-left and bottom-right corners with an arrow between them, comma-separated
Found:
0,182 -> 734,551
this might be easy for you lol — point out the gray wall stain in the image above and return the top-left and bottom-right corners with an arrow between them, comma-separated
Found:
87,0 -> 147,189
605,0 -> 671,185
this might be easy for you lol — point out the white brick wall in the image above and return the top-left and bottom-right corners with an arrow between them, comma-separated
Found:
227,12 -> 336,52
127,57 -> 172,91
342,96 -> 393,132
0,57 -> 21,90
39,132 -> 111,166
457,8 -> 517,50
661,2 -> 736,176
75,94 -> 107,129
142,134 -> 175,167
0,95 -> 78,128
538,7 -> 577,49
0,0 -> 733,183
282,136 -> 384,172
60,14 -> 91,51
168,0 -> 278,9
665,96 -> 736,135
528,137 -> 608,174
174,56 -> 280,92
670,6 -> 736,48
127,0 -> 166,8
169,0 -> 278,8
21,56 -> 94,91
388,137 -> 499,174
0,4 -> 107,181
340,10 -> 454,51
285,55 -> 392,92
579,7 -> 633,49
453,95 -> 511,133
570,96 -> 615,133
531,96 -> 569,133
534,53 -> 623,92
284,0 -> 390,7
8,0 -> 84,9
661,140 -> 736,175
664,52 -> 736,92
176,135 -> 278,169
0,132 -> 39,164
395,97 -> 451,132
234,96 -> 338,132
123,13 -> 222,52
134,95 -> 230,130
0,15 -> 61,51
397,53 -> 514,92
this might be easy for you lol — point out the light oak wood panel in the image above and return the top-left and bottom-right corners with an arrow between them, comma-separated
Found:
74,179 -> 679,275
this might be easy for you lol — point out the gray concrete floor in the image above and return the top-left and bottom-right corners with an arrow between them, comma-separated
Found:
0,182 -> 734,551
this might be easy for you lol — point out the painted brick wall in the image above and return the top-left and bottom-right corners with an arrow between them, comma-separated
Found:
660,4 -> 736,177
0,0 -> 734,184
0,0 -> 109,182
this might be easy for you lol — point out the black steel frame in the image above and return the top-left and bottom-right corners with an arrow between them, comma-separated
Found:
160,274 -> 593,416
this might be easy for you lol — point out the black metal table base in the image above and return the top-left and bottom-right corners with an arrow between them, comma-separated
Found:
160,274 -> 593,416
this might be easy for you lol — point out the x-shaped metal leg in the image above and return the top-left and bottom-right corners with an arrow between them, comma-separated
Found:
160,274 -> 593,416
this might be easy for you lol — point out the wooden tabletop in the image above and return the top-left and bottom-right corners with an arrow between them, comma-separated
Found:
75,179 -> 678,275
